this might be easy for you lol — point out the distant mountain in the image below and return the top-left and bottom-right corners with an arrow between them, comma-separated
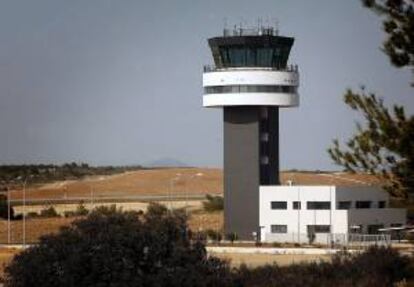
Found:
146,158 -> 188,168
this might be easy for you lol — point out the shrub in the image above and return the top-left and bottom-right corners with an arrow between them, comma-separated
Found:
75,203 -> 89,216
225,232 -> 238,244
307,230 -> 316,245
39,206 -> 60,218
4,203 -> 232,287
26,212 -> 39,218
206,229 -> 222,243
233,246 -> 413,287
202,195 -> 224,212
63,211 -> 75,218
0,195 -> 14,220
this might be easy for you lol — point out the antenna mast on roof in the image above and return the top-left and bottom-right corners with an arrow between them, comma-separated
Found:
272,17 -> 279,35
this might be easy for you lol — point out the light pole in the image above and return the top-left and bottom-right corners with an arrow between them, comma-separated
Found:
90,185 -> 94,210
22,178 -> 27,247
169,174 -> 181,212
7,185 -> 10,245
185,173 -> 203,217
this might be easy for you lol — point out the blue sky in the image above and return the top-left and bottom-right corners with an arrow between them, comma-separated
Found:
0,0 -> 412,170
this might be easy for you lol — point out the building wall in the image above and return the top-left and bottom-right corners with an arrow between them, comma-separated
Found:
336,186 -> 389,208
259,185 -> 406,243
224,107 -> 260,240
347,209 -> 406,233
259,186 -> 341,242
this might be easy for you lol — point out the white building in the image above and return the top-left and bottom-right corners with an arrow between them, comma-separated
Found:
260,185 -> 406,244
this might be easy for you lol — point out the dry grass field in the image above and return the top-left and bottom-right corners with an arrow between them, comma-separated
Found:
0,168 -> 381,245
0,217 -> 77,244
6,168 -> 380,201
0,210 -> 224,244
0,168 -> 382,274
8,168 -> 222,201
0,168 -> 384,243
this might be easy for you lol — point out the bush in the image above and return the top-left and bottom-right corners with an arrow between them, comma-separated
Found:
39,206 -> 60,218
232,246 -> 413,287
206,229 -> 222,243
272,242 -> 282,248
225,232 -> 238,244
63,211 -> 75,218
26,212 -> 39,218
202,195 -> 224,212
4,203 -> 232,287
0,195 -> 14,220
75,203 -> 89,216
307,230 -> 316,245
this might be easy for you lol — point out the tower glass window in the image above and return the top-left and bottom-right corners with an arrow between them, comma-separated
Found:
293,201 -> 301,210
212,39 -> 294,68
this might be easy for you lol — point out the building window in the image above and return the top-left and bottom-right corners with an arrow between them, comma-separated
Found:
260,156 -> 269,165
356,201 -> 372,209
367,224 -> 384,234
260,133 -> 269,142
271,201 -> 287,210
307,201 -> 331,210
349,224 -> 363,233
391,223 -> 403,227
260,107 -> 268,119
293,201 -> 301,210
307,225 -> 331,234
378,201 -> 386,208
271,225 -> 287,233
337,201 -> 352,210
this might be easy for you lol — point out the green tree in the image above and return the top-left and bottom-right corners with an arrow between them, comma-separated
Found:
328,89 -> 414,198
329,1 -> 414,198
4,203 -> 231,287
362,0 -> 414,84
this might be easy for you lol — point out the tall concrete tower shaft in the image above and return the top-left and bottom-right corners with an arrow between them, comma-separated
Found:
203,27 -> 299,239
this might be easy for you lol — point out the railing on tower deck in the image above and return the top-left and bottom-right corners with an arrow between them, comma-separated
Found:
203,64 -> 299,73
223,27 -> 278,37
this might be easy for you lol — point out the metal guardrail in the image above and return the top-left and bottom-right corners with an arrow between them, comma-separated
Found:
223,27 -> 278,37
8,193 -> 209,206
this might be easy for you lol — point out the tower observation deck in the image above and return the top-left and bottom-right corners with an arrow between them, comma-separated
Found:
202,25 -> 300,240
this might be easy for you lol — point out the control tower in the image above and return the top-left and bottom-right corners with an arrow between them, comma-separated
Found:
202,25 -> 299,239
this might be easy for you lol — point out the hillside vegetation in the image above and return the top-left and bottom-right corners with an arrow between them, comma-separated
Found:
0,163 -> 144,190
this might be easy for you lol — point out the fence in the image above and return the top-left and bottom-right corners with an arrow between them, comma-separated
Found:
264,232 -> 391,248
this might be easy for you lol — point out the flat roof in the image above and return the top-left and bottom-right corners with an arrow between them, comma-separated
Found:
280,172 -> 382,187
